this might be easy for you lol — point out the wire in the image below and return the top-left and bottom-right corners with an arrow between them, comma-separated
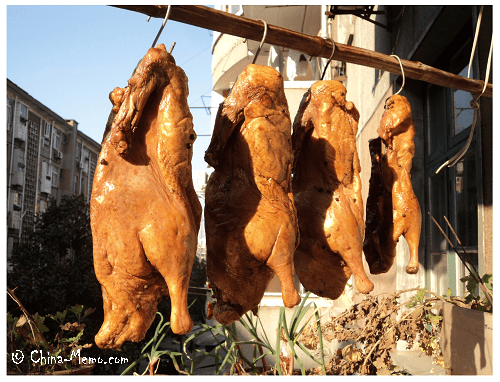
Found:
435,5 -> 492,174
179,44 -> 212,67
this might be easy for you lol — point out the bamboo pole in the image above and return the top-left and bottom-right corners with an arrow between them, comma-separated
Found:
112,5 -> 492,98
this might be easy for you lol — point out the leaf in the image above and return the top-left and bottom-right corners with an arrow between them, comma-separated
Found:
69,305 -> 84,319
59,329 -> 84,344
60,322 -> 86,332
460,275 -> 474,283
48,309 -> 67,324
373,356 -> 388,370
33,314 -> 49,334
446,288 -> 453,298
482,273 -> 492,284
415,289 -> 426,302
83,307 -> 96,319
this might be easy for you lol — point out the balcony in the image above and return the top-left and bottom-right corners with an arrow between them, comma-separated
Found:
212,33 -> 253,94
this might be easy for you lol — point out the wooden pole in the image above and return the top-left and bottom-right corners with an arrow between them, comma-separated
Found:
112,5 -> 492,98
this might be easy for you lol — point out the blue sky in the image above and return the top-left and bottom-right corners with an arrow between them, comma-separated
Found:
6,5 -> 214,173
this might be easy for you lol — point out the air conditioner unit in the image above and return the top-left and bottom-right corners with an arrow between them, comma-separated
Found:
20,116 -> 28,123
53,149 -> 62,160
76,160 -> 82,169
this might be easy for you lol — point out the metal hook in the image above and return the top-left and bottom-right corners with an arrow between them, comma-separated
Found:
321,38 -> 336,80
390,54 -> 405,95
152,5 -> 172,48
252,19 -> 268,64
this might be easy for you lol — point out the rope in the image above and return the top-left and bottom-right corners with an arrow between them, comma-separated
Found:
435,6 -> 492,174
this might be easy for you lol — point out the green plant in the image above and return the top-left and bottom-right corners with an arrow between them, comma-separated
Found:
7,195 -> 145,375
404,288 -> 444,363
8,195 -> 101,316
7,287 -> 94,375
313,287 -> 472,375
120,312 -> 183,375
461,273 -> 493,312
121,299 -> 211,376
429,212 -> 493,312
217,292 -> 326,375
120,293 -> 327,375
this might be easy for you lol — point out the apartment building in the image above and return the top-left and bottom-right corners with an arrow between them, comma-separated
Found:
7,79 -> 101,257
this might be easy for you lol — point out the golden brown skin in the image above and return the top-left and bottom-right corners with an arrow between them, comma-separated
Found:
363,94 -> 421,275
91,44 -> 202,349
204,64 -> 301,325
292,81 -> 374,299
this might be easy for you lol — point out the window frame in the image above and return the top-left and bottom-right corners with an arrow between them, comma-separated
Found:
53,128 -> 61,150
19,103 -> 28,122
423,25 -> 482,296
44,121 -> 51,138
7,102 -> 12,130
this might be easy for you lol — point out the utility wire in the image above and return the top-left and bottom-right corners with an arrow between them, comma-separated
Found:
179,44 -> 212,67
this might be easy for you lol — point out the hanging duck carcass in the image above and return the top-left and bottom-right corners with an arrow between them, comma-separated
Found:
91,44 -> 202,349
204,64 -> 301,325
292,80 -> 374,300
363,94 -> 421,275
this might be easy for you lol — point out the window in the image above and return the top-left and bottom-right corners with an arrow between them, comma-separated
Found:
76,141 -> 82,161
82,147 -> 89,161
52,169 -> 58,187
44,121 -> 51,138
81,178 -> 87,196
225,4 -> 243,15
14,147 -> 25,167
53,128 -> 61,150
424,29 -> 479,296
13,192 -> 21,207
39,199 -> 46,214
230,5 -> 243,15
7,101 -> 12,130
19,103 -> 28,122
74,175 -> 79,195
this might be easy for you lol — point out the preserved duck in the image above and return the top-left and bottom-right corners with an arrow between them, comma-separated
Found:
205,64 -> 301,325
91,44 -> 202,349
363,94 -> 421,275
292,80 -> 374,299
